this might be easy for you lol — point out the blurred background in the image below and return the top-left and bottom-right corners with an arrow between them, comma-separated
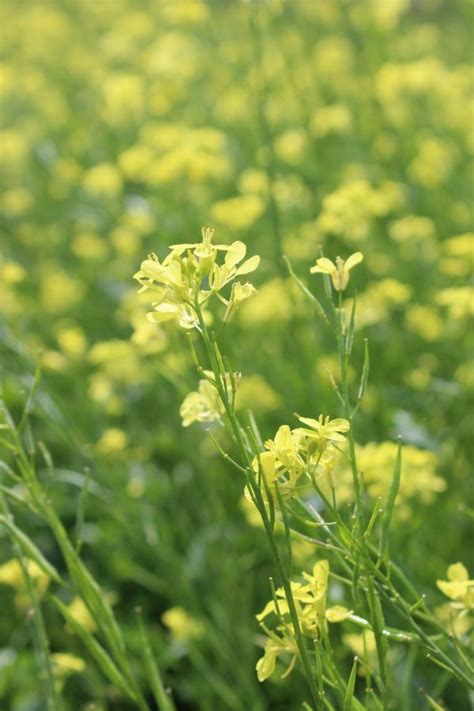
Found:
0,0 -> 473,709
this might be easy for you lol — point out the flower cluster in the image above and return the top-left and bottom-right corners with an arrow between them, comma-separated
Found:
134,228 -> 260,329
256,560 -> 351,681
248,416 -> 350,505
180,370 -> 239,427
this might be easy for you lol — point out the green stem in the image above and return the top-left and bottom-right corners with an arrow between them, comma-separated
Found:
196,304 -> 321,709
336,290 -> 363,532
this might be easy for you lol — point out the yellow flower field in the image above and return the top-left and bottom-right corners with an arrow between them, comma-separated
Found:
0,1 -> 472,709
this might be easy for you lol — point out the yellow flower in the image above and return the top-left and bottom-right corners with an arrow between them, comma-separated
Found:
256,560 -> 351,682
256,636 -> 297,682
235,375 -> 281,412
96,428 -> 128,455
264,424 -> 305,473
223,281 -> 257,322
0,558 -> 49,610
51,653 -> 86,675
180,373 -> 228,427
437,563 -> 474,608
83,163 -> 122,197
134,227 -> 260,330
294,415 -> 350,454
310,252 -> 364,291
67,596 -> 96,632
162,607 -> 204,642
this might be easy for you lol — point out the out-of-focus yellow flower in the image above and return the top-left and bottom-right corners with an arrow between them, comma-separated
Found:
162,0 -> 209,25
67,596 -> 96,632
51,653 -> 86,675
310,252 -> 363,291
118,144 -> 154,181
310,104 -> 352,137
235,375 -> 281,413
313,37 -> 353,78
436,287 -> 474,320
355,279 -> 412,328
0,129 -> 28,168
40,270 -> 84,313
239,278 -> 295,325
111,227 -> 141,256
162,607 -> 204,642
72,233 -> 108,261
404,305 -> 443,341
274,128 -> 307,165
368,0 -> 409,29
180,373 -> 228,428
0,558 -> 49,610
0,260 -> 26,284
343,630 -> 377,675
41,350 -> 67,372
1,188 -> 32,216
210,194 -> 265,231
83,163 -> 122,197
315,180 -> 404,241
56,326 -> 88,358
89,340 -> 144,385
96,428 -> 128,455
127,476 -> 145,499
439,234 -> 473,277
455,362 -> 474,390
329,442 -> 445,517
409,137 -> 455,188
102,74 -> 144,124
389,215 -> 435,243
238,168 -> 269,196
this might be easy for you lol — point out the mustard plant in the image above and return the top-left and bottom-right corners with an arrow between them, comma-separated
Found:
134,228 -> 474,710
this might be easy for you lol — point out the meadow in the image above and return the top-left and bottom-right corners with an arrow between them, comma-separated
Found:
0,1 -> 473,709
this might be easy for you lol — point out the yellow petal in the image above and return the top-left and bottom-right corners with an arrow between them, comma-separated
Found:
310,257 -> 335,275
256,642 -> 278,682
344,252 -> 364,272
447,563 -> 469,582
326,418 -> 351,433
236,255 -> 260,275
437,579 -> 468,601
225,241 -> 247,268
326,605 -> 352,623
296,415 -> 321,430
312,559 -> 329,588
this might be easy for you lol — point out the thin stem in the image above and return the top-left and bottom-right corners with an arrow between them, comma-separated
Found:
195,303 -> 321,708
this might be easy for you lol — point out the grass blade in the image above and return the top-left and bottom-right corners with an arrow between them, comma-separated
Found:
51,596 -> 138,702
379,438 -> 402,561
0,515 -> 62,584
136,608 -> 176,711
